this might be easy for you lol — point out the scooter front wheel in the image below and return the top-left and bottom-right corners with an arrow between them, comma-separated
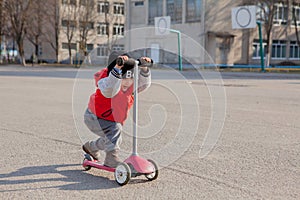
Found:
114,162 -> 131,186
144,159 -> 158,181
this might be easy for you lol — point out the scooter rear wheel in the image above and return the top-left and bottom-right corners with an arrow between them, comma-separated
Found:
115,162 -> 131,186
82,154 -> 93,171
83,158 -> 92,171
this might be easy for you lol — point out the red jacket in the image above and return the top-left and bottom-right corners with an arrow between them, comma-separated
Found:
88,68 -> 134,124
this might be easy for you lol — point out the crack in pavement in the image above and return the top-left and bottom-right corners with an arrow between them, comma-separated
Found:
0,127 -> 80,147
165,166 -> 265,199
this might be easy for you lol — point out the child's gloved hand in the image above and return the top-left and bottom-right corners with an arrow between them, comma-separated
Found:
138,57 -> 152,65
138,57 -> 153,72
116,55 -> 129,69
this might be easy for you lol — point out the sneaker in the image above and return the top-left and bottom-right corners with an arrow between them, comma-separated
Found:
104,150 -> 122,168
82,141 -> 101,161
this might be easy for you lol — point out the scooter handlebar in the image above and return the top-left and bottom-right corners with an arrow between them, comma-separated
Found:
116,57 -> 154,68
137,58 -> 154,68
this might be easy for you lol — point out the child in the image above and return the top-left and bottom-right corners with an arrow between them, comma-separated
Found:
83,52 -> 152,168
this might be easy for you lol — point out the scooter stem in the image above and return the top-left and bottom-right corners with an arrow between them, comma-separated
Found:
132,61 -> 139,155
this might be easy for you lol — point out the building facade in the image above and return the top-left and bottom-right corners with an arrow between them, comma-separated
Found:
20,0 -> 300,66
24,0 -> 126,64
126,0 -> 300,67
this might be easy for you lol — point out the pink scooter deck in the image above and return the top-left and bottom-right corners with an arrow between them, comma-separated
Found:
83,155 -> 155,174
83,159 -> 116,172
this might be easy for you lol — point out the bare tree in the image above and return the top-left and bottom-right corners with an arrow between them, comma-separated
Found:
26,0 -> 47,63
97,0 -> 125,56
0,0 -> 4,61
4,0 -> 32,66
43,0 -> 60,63
61,0 -> 78,64
243,0 -> 300,66
78,0 -> 96,58
262,1 -> 275,67
291,0 -> 300,46
249,0 -> 276,67
105,1 -> 125,55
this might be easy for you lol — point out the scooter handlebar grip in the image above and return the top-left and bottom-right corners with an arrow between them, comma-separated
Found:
138,58 -> 154,68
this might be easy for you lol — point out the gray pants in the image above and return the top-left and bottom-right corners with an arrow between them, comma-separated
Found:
84,108 -> 122,152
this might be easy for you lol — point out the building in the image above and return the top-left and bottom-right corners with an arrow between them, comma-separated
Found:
125,0 -> 205,66
24,0 -> 126,64
126,0 -> 300,67
19,0 -> 300,66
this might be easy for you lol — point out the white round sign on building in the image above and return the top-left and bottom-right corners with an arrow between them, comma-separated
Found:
155,16 -> 171,35
232,6 -> 257,29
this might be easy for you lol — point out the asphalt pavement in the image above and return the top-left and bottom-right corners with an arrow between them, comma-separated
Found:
0,65 -> 299,199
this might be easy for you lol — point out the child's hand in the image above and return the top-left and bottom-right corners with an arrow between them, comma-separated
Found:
116,56 -> 129,69
139,57 -> 153,65
138,57 -> 153,72
140,57 -> 152,63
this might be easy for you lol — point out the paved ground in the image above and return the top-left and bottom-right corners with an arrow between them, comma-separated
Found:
0,65 -> 299,199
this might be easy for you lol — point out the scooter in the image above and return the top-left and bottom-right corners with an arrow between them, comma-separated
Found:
82,59 -> 158,186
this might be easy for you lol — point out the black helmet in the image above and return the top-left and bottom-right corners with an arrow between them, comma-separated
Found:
107,50 -> 130,76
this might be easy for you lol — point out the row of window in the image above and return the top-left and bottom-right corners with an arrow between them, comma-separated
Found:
61,42 -> 125,56
62,1 -> 300,26
258,2 -> 300,26
61,20 -> 94,29
148,0 -> 201,24
98,1 -> 124,15
97,44 -> 124,56
61,40 -> 300,59
61,20 -> 125,36
62,43 -> 94,51
253,40 -> 300,59
62,0 -> 125,15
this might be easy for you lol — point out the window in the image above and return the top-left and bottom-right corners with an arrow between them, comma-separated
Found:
79,21 -> 94,29
256,3 -> 264,21
186,0 -> 201,22
38,46 -> 42,56
61,20 -> 68,27
289,41 -> 300,59
272,40 -> 286,59
292,4 -> 300,26
62,43 -> 77,50
80,0 -> 94,6
79,0 -> 94,6
273,3 -> 288,25
97,23 -> 108,35
148,0 -> 163,24
97,44 -> 108,56
135,1 -> 144,6
97,1 -> 109,13
112,44 -> 125,51
113,24 -> 124,36
61,20 -> 77,28
252,39 -> 267,59
62,0 -> 77,6
70,0 -> 76,6
86,44 -> 94,53
80,0 -> 87,6
167,0 -> 182,24
113,3 -> 124,15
